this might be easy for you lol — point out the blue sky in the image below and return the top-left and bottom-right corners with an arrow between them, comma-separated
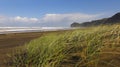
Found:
0,0 -> 120,27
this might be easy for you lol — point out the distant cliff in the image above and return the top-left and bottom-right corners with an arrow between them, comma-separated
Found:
71,12 -> 120,27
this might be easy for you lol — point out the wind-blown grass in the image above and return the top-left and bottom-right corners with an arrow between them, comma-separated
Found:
8,24 -> 120,67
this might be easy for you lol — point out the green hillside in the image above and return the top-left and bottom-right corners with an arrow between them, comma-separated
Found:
71,12 -> 120,27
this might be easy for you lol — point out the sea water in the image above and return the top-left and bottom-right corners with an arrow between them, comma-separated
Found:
0,27 -> 72,34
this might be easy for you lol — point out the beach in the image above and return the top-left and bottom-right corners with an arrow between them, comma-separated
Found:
0,32 -> 42,66
0,30 -> 69,67
0,26 -> 120,67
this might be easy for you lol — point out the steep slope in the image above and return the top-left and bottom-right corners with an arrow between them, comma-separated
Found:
71,12 -> 120,27
103,12 -> 120,24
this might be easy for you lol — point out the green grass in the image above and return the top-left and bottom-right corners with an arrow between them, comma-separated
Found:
8,24 -> 120,67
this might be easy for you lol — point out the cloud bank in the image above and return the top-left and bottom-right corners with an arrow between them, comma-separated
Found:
13,16 -> 39,23
0,13 -> 103,27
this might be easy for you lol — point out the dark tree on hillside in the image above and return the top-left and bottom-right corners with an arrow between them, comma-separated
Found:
71,22 -> 80,27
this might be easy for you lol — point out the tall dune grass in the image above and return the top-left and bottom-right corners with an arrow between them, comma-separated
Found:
9,24 -> 120,67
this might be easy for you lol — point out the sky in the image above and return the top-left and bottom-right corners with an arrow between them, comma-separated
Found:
0,0 -> 120,27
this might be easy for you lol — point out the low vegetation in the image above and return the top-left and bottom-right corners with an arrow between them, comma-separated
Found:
71,12 -> 120,27
8,24 -> 120,67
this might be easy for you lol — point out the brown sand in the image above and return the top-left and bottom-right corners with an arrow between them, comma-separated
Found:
0,30 -> 119,67
0,31 -> 67,67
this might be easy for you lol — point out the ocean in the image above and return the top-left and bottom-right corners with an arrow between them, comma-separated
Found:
0,27 -> 72,34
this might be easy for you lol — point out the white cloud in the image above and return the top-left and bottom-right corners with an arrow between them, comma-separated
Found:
13,16 -> 39,22
0,16 -> 4,20
0,16 -> 8,22
41,13 -> 102,23
0,16 -> 2,18
0,13 -> 104,27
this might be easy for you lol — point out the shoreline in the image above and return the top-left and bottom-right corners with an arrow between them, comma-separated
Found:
0,29 -> 72,66
0,27 -> 73,34
0,30 -> 64,66
0,28 -> 73,34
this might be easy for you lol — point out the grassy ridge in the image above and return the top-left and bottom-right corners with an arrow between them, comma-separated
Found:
9,25 -> 120,67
